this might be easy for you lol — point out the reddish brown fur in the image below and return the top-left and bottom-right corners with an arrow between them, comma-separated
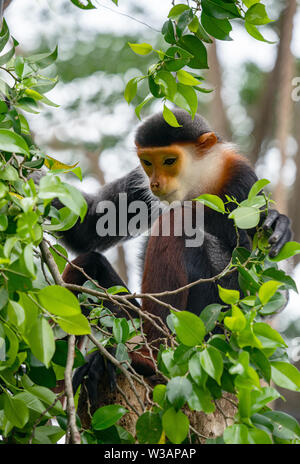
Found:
212,148 -> 249,196
141,208 -> 189,345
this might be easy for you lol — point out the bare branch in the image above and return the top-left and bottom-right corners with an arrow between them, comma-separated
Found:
65,335 -> 81,444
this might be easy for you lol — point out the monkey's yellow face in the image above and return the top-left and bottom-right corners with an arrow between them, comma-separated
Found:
137,145 -> 185,200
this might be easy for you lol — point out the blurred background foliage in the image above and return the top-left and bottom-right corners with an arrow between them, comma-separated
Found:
3,0 -> 300,418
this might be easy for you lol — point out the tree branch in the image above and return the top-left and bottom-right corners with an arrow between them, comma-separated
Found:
65,335 -> 81,444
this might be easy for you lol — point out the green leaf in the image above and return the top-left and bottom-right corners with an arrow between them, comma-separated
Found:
193,21 -> 213,43
173,83 -> 198,118
271,362 -> 300,392
258,280 -> 282,305
200,346 -> 223,385
3,395 -> 29,429
188,384 -> 215,413
33,425 -> 65,444
107,285 -> 128,295
0,214 -> 8,231
177,9 -> 194,36
166,377 -> 193,409
237,387 -> 251,418
162,19 -> 177,45
23,243 -> 36,277
154,70 -> 177,99
250,348 -> 271,383
136,412 -> 162,444
0,325 -> 18,368
269,241 -> 300,262
253,323 -> 286,348
0,129 -> 29,155
162,104 -> 182,128
14,391 -> 51,417
199,304 -> 223,332
135,95 -> 153,120
162,407 -> 189,444
165,46 -> 192,72
168,4 -> 190,19
223,424 -> 249,444
59,183 -> 87,222
153,384 -> 166,408
250,387 -> 281,415
172,310 -> 206,346
26,317 -> 55,368
194,194 -> 225,213
0,19 -> 10,53
25,89 -> 59,107
7,300 -> 25,329
261,268 -> 298,293
113,318 -> 130,343
201,13 -> 232,41
70,0 -> 96,9
243,0 -> 261,6
0,45 -> 15,66
39,176 -> 87,221
56,313 -> 91,335
92,405 -> 128,430
259,292 -> 287,316
124,77 -> 138,104
128,42 -> 153,55
44,207 -> 79,232
14,56 -> 25,78
0,101 -> 8,114
229,205 -> 260,229
188,15 -> 200,34
0,164 -> 18,181
247,427 -> 273,444
52,340 -> 85,368
245,3 -> 272,25
263,411 -> 300,443
248,178 -> 270,199
38,285 -> 81,317
49,244 -> 68,274
28,46 -> 58,69
179,34 -> 208,69
189,353 -> 208,387
245,21 -> 276,44
27,385 -> 64,415
218,285 -> 240,304
202,0 -> 242,20
227,306 -> 249,335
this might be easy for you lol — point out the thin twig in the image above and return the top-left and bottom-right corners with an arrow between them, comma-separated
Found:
65,335 -> 81,444
28,392 -> 65,444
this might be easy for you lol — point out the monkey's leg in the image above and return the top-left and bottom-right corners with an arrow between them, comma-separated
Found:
62,251 -> 142,406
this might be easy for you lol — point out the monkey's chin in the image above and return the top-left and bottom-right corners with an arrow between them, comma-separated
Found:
156,190 -> 179,203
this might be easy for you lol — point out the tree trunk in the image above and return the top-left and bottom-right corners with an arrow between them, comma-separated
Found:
77,373 -> 237,443
273,0 -> 297,215
207,40 -> 231,139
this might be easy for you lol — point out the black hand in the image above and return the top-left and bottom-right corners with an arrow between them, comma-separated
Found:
72,349 -> 117,409
262,210 -> 292,257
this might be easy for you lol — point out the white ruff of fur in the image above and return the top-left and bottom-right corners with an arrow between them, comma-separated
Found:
165,142 -> 234,203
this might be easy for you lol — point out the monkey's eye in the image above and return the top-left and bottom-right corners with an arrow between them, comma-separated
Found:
164,158 -> 177,166
141,159 -> 152,167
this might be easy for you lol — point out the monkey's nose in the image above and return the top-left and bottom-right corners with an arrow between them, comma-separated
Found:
151,181 -> 160,190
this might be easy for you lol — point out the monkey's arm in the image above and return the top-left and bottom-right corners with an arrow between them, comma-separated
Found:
56,166 -> 156,253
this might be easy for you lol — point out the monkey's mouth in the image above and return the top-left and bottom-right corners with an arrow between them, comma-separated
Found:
156,190 -> 178,202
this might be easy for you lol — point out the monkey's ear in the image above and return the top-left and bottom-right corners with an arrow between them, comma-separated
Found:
196,132 -> 218,153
